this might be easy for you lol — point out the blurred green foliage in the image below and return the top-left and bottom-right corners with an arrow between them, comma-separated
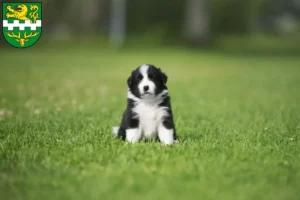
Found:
35,0 -> 276,36
126,0 -> 266,36
2,0 -> 298,37
1,0 -> 299,47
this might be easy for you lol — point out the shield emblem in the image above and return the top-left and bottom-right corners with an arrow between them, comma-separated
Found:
2,2 -> 42,48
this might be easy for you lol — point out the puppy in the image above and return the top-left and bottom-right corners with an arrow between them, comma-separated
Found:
113,64 -> 177,145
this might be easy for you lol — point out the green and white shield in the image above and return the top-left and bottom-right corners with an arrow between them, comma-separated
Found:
2,2 -> 42,48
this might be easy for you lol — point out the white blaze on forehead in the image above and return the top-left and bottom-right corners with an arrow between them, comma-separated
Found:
139,65 -> 149,77
138,64 -> 156,96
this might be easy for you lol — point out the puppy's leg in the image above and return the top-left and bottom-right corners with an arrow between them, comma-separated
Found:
118,123 -> 141,143
158,125 -> 174,145
126,128 -> 142,143
125,111 -> 142,143
118,98 -> 142,143
158,116 -> 176,145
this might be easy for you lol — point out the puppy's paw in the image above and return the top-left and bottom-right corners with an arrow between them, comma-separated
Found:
112,126 -> 119,136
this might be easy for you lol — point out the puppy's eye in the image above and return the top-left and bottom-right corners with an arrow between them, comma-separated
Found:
148,74 -> 153,80
138,75 -> 143,82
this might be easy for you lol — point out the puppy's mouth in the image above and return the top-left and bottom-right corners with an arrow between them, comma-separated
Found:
142,92 -> 153,96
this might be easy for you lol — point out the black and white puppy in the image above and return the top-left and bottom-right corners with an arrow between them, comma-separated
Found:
112,64 -> 177,145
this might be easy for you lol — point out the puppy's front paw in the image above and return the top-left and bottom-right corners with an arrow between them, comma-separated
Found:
126,128 -> 141,143
158,127 -> 175,145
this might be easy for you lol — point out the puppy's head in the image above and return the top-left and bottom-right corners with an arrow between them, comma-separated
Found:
127,64 -> 168,98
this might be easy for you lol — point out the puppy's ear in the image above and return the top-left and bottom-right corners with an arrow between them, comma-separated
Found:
159,68 -> 168,84
127,75 -> 132,87
127,70 -> 135,87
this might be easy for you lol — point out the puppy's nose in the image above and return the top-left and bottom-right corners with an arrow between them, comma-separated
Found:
143,85 -> 149,91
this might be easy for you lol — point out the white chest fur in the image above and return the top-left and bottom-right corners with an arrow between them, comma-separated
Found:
132,101 -> 168,139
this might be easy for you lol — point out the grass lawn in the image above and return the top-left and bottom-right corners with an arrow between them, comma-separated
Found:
0,44 -> 300,200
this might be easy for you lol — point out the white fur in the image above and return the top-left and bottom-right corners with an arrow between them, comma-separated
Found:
127,89 -> 170,141
112,126 -> 119,135
158,125 -> 174,145
126,128 -> 142,143
138,65 -> 156,96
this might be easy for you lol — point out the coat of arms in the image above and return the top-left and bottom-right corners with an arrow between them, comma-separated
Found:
2,2 -> 42,48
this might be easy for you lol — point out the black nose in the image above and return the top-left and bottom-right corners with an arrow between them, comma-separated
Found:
143,85 -> 149,91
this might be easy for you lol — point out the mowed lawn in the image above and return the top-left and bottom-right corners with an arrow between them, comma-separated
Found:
0,45 -> 300,200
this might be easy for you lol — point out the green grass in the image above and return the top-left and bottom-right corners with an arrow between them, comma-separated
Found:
0,45 -> 300,200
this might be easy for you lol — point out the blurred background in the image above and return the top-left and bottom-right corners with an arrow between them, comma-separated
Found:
1,0 -> 300,53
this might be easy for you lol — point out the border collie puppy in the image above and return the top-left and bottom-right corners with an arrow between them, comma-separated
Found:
112,64 -> 177,145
